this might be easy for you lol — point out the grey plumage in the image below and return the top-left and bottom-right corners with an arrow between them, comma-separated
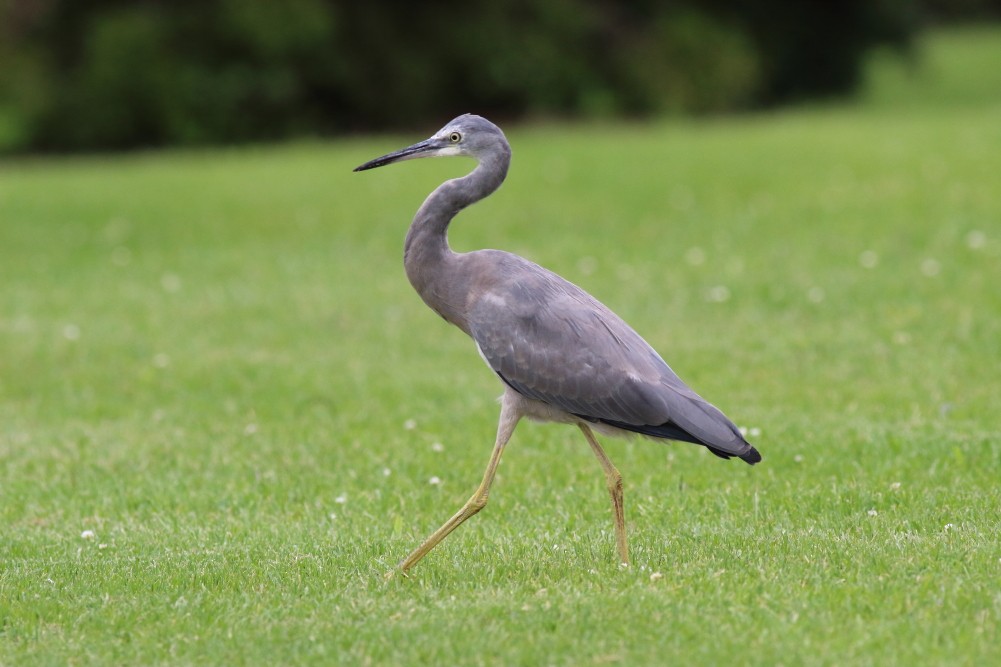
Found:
355,114 -> 760,574
465,252 -> 756,460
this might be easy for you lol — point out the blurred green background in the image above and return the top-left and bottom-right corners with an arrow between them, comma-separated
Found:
1,0 -> 999,153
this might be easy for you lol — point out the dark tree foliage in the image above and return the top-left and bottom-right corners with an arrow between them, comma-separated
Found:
0,0 -> 919,151
920,0 -> 1001,21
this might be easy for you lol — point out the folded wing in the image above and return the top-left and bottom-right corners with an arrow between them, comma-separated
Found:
466,254 -> 760,464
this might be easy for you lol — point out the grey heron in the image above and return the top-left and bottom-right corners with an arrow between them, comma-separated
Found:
354,114 -> 761,574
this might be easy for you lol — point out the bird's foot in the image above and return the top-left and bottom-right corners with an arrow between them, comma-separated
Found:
383,566 -> 409,582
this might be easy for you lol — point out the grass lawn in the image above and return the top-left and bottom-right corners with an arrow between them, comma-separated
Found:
2,26 -> 1000,667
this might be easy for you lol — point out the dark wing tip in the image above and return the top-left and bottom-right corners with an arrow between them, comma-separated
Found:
740,445 -> 762,465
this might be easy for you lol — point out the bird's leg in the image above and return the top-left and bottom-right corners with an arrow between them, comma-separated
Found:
578,424 -> 629,566
394,397 -> 521,575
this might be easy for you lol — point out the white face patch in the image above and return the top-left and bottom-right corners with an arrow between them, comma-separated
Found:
435,145 -> 463,157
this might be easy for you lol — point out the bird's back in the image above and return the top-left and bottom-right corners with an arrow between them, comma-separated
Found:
461,250 -> 760,464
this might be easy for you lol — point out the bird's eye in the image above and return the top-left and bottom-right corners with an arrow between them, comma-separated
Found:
449,132 -> 462,143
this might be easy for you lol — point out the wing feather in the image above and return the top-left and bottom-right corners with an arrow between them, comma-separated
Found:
465,252 -> 756,461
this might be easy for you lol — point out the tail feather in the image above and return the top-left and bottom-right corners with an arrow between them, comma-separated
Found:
595,417 -> 762,466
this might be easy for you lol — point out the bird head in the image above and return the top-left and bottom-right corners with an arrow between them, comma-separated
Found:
354,114 -> 508,172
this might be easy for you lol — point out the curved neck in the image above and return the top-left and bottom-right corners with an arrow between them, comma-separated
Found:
403,148 -> 510,325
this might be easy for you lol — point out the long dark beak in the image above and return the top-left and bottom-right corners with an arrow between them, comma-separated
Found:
353,138 -> 438,172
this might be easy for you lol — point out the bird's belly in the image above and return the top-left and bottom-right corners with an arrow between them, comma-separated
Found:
507,389 -> 577,425
505,387 -> 638,439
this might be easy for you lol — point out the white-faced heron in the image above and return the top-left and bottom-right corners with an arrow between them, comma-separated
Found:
354,114 -> 761,574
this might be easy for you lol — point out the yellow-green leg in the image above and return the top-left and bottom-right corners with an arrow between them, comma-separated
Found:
579,424 -> 629,565
393,397 -> 521,575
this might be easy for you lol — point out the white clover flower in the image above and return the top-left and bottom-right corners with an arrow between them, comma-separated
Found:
706,285 -> 731,303
160,273 -> 182,293
966,230 -> 986,249
685,247 -> 706,266
859,250 -> 879,269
